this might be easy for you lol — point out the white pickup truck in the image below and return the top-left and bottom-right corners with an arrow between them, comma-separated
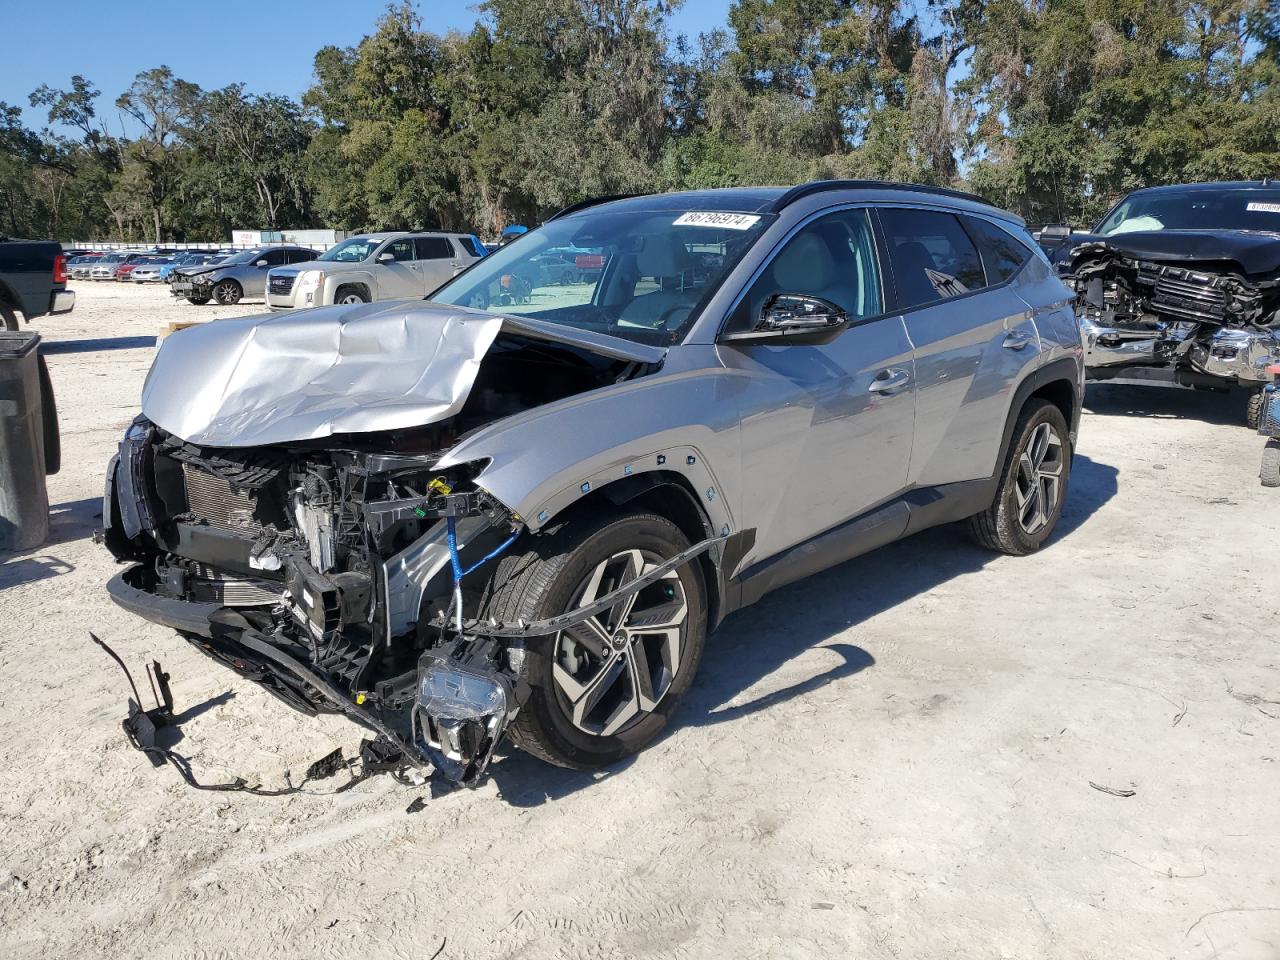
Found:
266,231 -> 485,310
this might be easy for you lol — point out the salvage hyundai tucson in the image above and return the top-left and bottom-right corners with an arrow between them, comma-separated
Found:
1050,180 -> 1280,425
102,182 -> 1084,785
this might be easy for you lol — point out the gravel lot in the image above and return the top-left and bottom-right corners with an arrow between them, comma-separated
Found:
2,281 -> 1277,959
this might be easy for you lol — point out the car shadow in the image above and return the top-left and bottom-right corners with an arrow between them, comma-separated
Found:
1084,382 -> 1249,427
41,336 -> 157,355
487,454 -> 1118,807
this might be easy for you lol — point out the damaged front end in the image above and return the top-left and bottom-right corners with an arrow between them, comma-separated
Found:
99,302 -> 683,787
103,418 -> 532,783
1065,242 -> 1280,387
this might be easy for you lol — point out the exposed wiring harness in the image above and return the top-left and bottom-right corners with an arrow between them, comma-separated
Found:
445,514 -> 520,635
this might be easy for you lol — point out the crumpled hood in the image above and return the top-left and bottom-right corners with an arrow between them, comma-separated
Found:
140,300 -> 665,448
1070,229 -> 1280,277
142,301 -> 504,447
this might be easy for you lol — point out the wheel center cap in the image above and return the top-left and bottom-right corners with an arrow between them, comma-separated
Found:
610,632 -> 627,650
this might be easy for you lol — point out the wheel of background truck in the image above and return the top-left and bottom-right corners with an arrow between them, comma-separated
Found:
186,294 -> 211,305
560,268 -> 575,285
1247,390 -> 1264,431
335,286 -> 369,305
0,303 -> 17,331
212,279 -> 242,305
1262,440 -> 1280,488
966,399 -> 1072,555
479,511 -> 707,769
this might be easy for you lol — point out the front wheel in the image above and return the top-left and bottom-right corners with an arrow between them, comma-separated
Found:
967,399 -> 1072,555
211,280 -> 242,305
335,286 -> 369,305
480,512 -> 707,769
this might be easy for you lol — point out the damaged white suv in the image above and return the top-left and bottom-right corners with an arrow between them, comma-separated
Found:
102,182 -> 1084,786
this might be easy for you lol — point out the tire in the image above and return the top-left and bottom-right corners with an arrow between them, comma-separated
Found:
1262,440 -> 1280,488
1247,390 -> 1264,431
479,511 -> 707,769
0,303 -> 17,331
335,286 -> 369,305
186,294 -> 211,306
967,399 -> 1072,555
211,279 -> 242,305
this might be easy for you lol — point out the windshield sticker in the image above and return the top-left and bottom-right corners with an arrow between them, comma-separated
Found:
1246,202 -> 1280,213
673,212 -> 761,230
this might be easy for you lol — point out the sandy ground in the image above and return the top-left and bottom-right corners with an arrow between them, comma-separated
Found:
1,281 -> 1278,960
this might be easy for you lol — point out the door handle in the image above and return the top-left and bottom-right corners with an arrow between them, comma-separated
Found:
868,368 -> 911,394
1003,330 -> 1033,350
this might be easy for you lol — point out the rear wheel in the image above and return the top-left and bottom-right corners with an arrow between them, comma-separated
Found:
0,304 -> 17,331
967,399 -> 1072,555
1262,439 -> 1280,488
480,512 -> 707,769
212,279 -> 242,305
1247,389 -> 1264,431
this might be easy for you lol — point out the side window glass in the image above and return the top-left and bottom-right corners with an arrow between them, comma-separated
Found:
725,208 -> 882,335
415,237 -> 454,260
264,249 -> 288,266
879,208 -> 986,309
386,239 -> 415,262
963,216 -> 1033,285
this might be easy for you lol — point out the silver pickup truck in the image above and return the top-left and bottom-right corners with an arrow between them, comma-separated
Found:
266,232 -> 485,310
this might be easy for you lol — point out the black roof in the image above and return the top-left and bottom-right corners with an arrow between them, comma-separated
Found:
1125,180 -> 1279,196
550,180 -> 1006,222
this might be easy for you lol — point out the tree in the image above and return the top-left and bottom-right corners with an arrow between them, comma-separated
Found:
115,67 -> 201,241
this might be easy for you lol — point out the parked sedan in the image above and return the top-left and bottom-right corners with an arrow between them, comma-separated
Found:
170,245 -> 319,305
88,254 -> 128,280
159,252 -> 222,282
103,182 -> 1083,787
130,257 -> 173,283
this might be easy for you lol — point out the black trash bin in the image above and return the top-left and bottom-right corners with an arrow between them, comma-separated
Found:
0,331 -> 51,550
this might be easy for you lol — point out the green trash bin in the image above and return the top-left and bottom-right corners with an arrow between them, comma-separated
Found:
0,331 -> 51,550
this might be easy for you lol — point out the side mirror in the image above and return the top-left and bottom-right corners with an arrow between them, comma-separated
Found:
376,251 -> 395,263
723,294 -> 850,345
255,259 -> 269,267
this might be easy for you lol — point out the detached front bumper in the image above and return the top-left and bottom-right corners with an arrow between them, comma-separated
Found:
107,565 -> 223,637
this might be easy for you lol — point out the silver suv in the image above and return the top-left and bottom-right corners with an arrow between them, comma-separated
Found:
265,232 -> 484,310
102,182 -> 1083,786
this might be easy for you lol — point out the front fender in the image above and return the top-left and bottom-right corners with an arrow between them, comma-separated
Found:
435,359 -> 743,536
322,271 -> 374,304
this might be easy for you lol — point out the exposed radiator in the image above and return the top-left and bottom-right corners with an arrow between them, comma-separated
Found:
182,464 -> 256,527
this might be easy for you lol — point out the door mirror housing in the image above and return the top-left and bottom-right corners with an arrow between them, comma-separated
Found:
1036,224 -> 1072,249
722,294 -> 850,345
376,251 -> 396,263
255,259 -> 269,268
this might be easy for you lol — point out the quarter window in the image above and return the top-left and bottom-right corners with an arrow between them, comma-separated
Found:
963,216 -> 1033,285
415,237 -> 454,260
725,209 -> 883,335
879,208 -> 986,309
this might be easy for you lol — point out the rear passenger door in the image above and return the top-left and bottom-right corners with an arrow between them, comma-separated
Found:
414,236 -> 460,296
877,207 -> 1039,489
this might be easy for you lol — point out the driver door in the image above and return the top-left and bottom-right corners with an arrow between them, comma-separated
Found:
376,238 -> 420,299
718,208 -> 916,563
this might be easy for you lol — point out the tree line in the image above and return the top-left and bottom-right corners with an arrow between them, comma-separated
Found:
2,0 -> 1276,242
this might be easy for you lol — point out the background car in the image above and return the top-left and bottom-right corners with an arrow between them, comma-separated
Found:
158,251 -> 221,282
265,232 -> 481,309
170,245 -> 318,304
130,256 -> 173,282
88,254 -> 128,279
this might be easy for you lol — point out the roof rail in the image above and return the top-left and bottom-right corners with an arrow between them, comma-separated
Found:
769,180 -> 992,212
547,194 -> 643,222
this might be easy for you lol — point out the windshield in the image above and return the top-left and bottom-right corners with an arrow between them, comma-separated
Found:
318,237 -> 379,262
1097,188 -> 1280,236
220,248 -> 271,265
430,208 -> 774,345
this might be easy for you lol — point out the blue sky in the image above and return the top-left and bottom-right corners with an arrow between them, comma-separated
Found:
5,0 -> 734,134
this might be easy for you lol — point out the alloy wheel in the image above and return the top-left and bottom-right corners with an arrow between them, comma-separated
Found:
1015,421 -> 1064,534
339,292 -> 364,305
213,281 -> 239,304
552,549 -> 689,737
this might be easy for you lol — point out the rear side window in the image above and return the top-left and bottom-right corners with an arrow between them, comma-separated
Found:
456,235 -> 486,258
415,237 -> 454,260
963,216 -> 1033,284
288,249 -> 317,264
879,208 -> 986,309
